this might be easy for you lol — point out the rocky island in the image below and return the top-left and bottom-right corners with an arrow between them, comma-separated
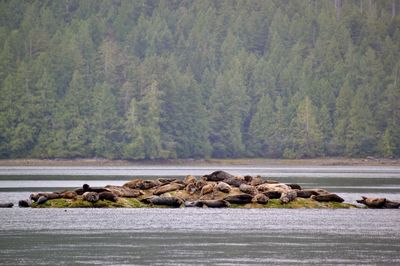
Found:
15,171 -> 399,209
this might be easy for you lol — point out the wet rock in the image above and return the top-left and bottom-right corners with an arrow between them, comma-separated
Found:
0,202 -> 13,208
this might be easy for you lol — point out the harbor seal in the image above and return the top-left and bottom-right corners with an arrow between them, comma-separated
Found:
280,190 -> 297,204
224,194 -> 253,204
154,183 -> 185,195
224,177 -> 246,187
199,200 -> 230,208
217,182 -> 232,193
184,201 -> 204,207
136,180 -> 160,190
203,171 -> 233,181
183,175 -> 197,185
157,178 -> 178,185
196,179 -> 208,190
295,189 -> 318,198
311,193 -> 344,203
142,196 -> 183,207
200,183 -> 216,196
239,184 -> 258,195
185,183 -> 197,195
37,196 -> 48,205
123,179 -> 144,189
252,193 -> 269,204
250,176 -> 264,186
105,185 -> 143,198
18,199 -> 32,208
98,192 -> 118,202
263,191 -> 281,199
286,184 -> 302,190
82,192 -> 99,203
356,196 -> 386,208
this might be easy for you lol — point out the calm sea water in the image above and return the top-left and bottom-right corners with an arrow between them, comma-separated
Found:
1,165 -> 400,265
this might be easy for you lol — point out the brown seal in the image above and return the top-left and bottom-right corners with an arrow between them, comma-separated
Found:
196,179 -> 208,190
250,176 -> 264,186
142,196 -> 183,207
295,189 -> 318,198
224,177 -> 246,187
157,178 -> 178,185
200,183 -> 216,196
263,191 -> 281,199
185,183 -> 197,195
183,175 -> 197,185
356,196 -> 386,208
154,183 -> 185,195
217,182 -> 232,193
136,180 -> 161,190
311,193 -> 344,203
123,179 -> 144,189
199,200 -> 230,208
252,193 -> 269,204
98,192 -> 118,202
105,185 -> 143,198
239,184 -> 258,195
286,184 -> 302,190
280,190 -> 297,204
224,194 -> 253,204
203,171 -> 233,181
82,192 -> 99,203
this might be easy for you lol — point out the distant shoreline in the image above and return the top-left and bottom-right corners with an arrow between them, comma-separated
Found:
0,157 -> 399,167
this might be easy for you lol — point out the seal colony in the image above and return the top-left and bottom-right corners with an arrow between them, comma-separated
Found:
15,170 -> 399,209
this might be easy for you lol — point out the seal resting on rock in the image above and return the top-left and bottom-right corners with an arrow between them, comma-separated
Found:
154,183 -> 185,195
75,184 -> 109,195
203,171 -> 233,181
250,176 -> 264,186
60,191 -> 77,199
199,200 -> 230,208
356,196 -> 386,208
183,175 -> 197,185
196,179 -> 208,190
185,183 -> 197,195
184,201 -> 204,207
157,178 -> 178,185
286,184 -> 302,190
37,196 -> 49,204
217,182 -> 232,193
200,183 -> 216,196
295,189 -> 319,198
123,179 -> 144,189
224,194 -> 253,204
142,196 -> 183,207
311,193 -> 344,203
239,184 -> 258,195
82,192 -> 99,203
18,199 -> 32,208
384,200 -> 400,209
263,191 -> 281,199
105,185 -> 143,198
280,190 -> 297,204
257,183 -> 291,194
253,193 -> 269,204
98,192 -> 118,202
224,177 -> 246,187
136,180 -> 160,190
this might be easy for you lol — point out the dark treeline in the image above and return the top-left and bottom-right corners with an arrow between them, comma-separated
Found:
0,0 -> 399,159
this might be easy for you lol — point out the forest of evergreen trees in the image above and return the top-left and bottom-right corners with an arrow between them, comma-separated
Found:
0,0 -> 399,159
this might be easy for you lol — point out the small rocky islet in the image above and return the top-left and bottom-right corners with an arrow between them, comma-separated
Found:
13,171 -> 400,209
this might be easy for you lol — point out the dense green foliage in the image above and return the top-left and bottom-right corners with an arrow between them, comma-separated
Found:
0,0 -> 399,159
